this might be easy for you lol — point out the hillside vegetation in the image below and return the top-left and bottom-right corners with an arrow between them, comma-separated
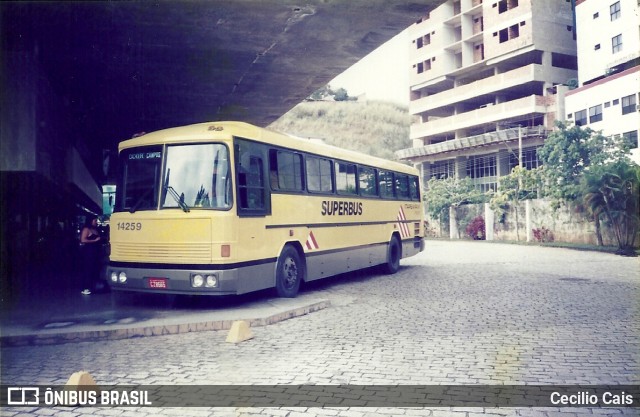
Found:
268,100 -> 412,162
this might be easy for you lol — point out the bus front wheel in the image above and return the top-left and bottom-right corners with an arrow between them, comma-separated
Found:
275,245 -> 303,298
383,235 -> 401,274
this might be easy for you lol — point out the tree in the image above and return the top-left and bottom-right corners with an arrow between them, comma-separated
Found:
582,161 -> 640,254
308,85 -> 355,102
538,121 -> 635,250
537,121 -> 628,203
490,166 -> 542,241
309,85 -> 332,101
424,177 -> 486,238
333,88 -> 349,101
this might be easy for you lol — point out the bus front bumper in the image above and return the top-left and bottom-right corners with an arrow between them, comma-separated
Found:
107,263 -> 240,295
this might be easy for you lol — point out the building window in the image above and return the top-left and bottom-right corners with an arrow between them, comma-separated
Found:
613,99 -> 619,105
417,62 -> 424,74
429,160 -> 455,180
589,105 -> 603,123
621,94 -> 637,115
467,155 -> 497,192
594,44 -> 600,50
473,16 -> 484,32
593,12 -> 599,18
477,183 -> 497,193
509,147 -> 542,171
499,28 -> 508,43
622,131 -> 638,149
467,155 -> 496,179
417,33 -> 431,48
509,24 -> 519,39
604,102 -> 610,108
612,34 -> 622,53
497,0 -> 518,13
575,109 -> 587,126
453,1 -> 461,15
610,1 -> 621,20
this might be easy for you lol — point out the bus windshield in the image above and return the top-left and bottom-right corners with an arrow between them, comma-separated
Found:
162,143 -> 232,210
119,146 -> 163,212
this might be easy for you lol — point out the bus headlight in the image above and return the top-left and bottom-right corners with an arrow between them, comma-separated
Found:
192,274 -> 204,288
111,271 -> 118,283
205,274 -> 218,288
118,272 -> 127,283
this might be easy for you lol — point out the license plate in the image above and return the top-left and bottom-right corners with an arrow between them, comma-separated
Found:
148,278 -> 168,289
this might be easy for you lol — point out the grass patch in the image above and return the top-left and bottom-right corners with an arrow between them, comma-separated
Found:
269,100 -> 411,161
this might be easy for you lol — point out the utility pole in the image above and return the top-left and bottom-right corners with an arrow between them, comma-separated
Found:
518,125 -> 523,169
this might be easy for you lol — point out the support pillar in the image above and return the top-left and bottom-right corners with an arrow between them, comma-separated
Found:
484,202 -> 494,241
454,156 -> 466,180
449,205 -> 458,239
525,199 -> 532,242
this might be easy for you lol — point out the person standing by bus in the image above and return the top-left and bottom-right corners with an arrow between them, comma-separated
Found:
79,216 -> 102,295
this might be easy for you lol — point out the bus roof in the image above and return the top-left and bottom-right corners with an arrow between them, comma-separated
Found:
119,121 -> 417,175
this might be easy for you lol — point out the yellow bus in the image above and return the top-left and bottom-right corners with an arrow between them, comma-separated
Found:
107,122 -> 424,297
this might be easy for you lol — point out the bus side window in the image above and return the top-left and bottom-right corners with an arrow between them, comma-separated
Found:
269,149 -> 303,192
395,174 -> 410,200
336,162 -> 357,195
358,166 -> 377,197
242,157 -> 265,209
409,176 -> 421,201
236,139 -> 270,216
306,156 -> 333,193
379,170 -> 395,199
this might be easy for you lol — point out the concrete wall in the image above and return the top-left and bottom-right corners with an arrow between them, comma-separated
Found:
440,198 -> 626,246
489,199 -> 605,245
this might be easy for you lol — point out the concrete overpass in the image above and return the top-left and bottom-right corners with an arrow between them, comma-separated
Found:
2,1 -> 435,182
0,1 -> 440,291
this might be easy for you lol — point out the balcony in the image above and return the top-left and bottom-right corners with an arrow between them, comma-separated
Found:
410,95 -> 550,140
397,126 -> 549,160
411,64 -> 547,114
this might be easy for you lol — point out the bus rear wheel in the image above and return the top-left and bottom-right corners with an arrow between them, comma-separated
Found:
275,245 -> 303,298
383,235 -> 401,274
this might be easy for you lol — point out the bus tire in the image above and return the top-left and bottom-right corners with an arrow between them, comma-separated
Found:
383,235 -> 401,274
275,245 -> 303,298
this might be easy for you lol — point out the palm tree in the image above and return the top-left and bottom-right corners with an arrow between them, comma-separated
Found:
582,163 -> 639,255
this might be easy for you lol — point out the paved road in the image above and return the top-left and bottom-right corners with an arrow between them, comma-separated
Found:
1,240 -> 639,416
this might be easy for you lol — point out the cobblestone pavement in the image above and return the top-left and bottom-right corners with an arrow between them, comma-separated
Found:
1,240 -> 639,417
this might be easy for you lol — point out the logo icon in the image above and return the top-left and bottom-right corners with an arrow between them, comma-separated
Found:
7,387 -> 40,405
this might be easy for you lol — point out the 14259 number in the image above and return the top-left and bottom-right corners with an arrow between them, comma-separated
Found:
117,222 -> 142,231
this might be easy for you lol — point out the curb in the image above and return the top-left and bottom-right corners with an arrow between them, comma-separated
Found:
0,300 -> 330,347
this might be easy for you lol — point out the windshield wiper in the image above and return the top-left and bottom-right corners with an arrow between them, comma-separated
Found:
164,185 -> 190,213
129,188 -> 153,213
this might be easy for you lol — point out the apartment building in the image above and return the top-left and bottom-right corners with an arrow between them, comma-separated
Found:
565,0 -> 639,163
397,0 -> 577,191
